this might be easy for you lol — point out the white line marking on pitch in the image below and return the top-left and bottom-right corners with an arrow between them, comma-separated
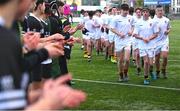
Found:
73,79 -> 180,91
171,47 -> 180,49
168,59 -> 180,62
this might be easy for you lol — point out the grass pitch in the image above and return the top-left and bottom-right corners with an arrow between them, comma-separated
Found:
52,20 -> 180,110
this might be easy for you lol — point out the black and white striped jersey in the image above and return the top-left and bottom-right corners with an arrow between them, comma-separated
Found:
0,26 -> 29,110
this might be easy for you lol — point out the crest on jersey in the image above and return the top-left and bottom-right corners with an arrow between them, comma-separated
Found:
165,21 -> 167,23
128,19 -> 130,22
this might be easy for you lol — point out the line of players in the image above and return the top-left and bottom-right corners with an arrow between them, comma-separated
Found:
80,4 -> 171,85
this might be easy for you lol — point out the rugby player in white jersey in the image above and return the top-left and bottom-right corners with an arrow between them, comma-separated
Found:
132,7 -> 142,75
107,4 -> 133,82
82,11 -> 96,62
133,7 -> 159,85
81,11 -> 89,58
100,8 -> 112,60
154,5 -> 171,79
94,10 -> 103,55
128,7 -> 137,66
107,7 -> 118,63
80,10 -> 88,53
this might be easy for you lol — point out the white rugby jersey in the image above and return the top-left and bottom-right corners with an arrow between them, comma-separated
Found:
153,16 -> 171,45
111,15 -> 134,45
82,17 -> 96,36
132,16 -> 142,43
107,15 -> 116,35
134,18 -> 159,49
101,14 -> 109,25
93,16 -> 103,33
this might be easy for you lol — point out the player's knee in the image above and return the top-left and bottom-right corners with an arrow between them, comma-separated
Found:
119,59 -> 124,64
144,60 -> 149,66
162,54 -> 168,59
87,43 -> 92,48
162,57 -> 168,62
125,59 -> 130,63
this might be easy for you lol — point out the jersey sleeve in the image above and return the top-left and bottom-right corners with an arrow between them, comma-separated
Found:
167,19 -> 171,29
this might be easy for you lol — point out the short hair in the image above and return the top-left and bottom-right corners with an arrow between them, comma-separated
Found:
108,8 -> 112,13
80,9 -> 85,14
129,7 -> 134,15
88,11 -> 94,17
149,9 -> 155,17
121,4 -> 129,11
35,0 -> 45,10
36,0 -> 45,6
56,0 -> 64,7
0,0 -> 11,5
142,7 -> 149,12
96,9 -> 102,13
45,2 -> 52,14
135,7 -> 142,12
156,4 -> 163,8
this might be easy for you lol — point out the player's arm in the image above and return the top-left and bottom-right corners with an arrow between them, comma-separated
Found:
165,21 -> 171,35
133,34 -> 143,40
148,32 -> 159,41
106,26 -> 124,38
40,33 -> 65,43
92,22 -> 100,28
128,27 -> 134,36
128,18 -> 135,36
133,25 -> 143,40
68,24 -> 84,35
166,28 -> 170,34
105,19 -> 124,38
148,22 -> 160,41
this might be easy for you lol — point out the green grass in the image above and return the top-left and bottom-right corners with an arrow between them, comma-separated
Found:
52,20 -> 180,110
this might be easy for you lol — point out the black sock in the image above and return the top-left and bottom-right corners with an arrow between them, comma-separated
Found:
161,69 -> 166,74
119,72 -> 124,79
144,75 -> 148,79
156,70 -> 160,75
137,67 -> 141,73
124,69 -> 128,77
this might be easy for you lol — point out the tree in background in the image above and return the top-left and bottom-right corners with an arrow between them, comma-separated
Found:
136,0 -> 143,7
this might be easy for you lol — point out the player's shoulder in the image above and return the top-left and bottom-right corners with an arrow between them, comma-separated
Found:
126,15 -> 133,20
93,15 -> 98,19
149,18 -> 156,23
132,15 -> 136,20
28,13 -> 40,21
162,16 -> 170,22
111,15 -> 119,21
127,14 -> 133,18
83,16 -> 89,21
